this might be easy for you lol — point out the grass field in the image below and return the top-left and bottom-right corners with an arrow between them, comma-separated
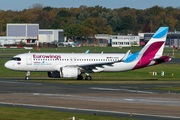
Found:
0,46 -> 179,53
0,106 -> 134,120
0,46 -> 180,58
0,46 -> 141,53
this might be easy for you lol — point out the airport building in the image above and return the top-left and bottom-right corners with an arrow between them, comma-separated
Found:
6,23 -> 65,44
0,37 -> 21,46
39,29 -> 64,43
7,24 -> 39,43
139,31 -> 180,47
94,34 -> 109,45
4,23 -> 179,48
110,35 -> 139,47
68,34 -> 109,47
73,34 -> 140,47
3,23 -> 139,47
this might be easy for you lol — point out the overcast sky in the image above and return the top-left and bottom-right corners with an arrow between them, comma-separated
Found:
1,0 -> 180,11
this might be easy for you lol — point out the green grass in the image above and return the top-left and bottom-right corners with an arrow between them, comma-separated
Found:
0,106 -> 134,120
0,47 -> 180,58
0,46 -> 141,54
0,46 -> 178,53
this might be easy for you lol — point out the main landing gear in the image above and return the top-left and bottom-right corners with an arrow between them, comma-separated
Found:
77,75 -> 83,80
77,73 -> 92,80
85,73 -> 92,80
25,71 -> 30,80
85,75 -> 92,80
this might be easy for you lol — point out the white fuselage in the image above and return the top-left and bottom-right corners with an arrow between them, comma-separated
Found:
5,53 -> 142,73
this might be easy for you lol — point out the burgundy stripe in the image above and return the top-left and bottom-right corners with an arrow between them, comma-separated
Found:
133,41 -> 164,69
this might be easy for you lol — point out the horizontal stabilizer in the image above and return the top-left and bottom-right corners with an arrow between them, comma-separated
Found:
152,56 -> 171,63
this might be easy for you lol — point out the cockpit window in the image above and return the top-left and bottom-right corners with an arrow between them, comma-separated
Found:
11,57 -> 21,61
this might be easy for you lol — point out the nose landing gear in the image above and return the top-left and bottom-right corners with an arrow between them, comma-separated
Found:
25,71 -> 30,80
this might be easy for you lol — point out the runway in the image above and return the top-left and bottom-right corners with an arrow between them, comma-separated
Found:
0,78 -> 180,120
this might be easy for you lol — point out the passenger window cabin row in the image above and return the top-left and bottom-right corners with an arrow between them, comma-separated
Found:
33,58 -> 134,62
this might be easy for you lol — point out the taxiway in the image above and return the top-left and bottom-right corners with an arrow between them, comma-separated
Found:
0,78 -> 180,120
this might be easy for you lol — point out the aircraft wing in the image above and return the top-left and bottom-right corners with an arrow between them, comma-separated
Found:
78,61 -> 115,68
77,50 -> 131,69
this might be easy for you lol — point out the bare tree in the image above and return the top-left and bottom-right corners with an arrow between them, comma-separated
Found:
79,5 -> 87,10
29,3 -> 43,9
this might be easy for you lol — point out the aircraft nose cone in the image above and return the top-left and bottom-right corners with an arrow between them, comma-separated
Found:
4,61 -> 11,69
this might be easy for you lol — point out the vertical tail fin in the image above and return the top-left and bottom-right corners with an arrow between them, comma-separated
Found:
140,27 -> 169,56
133,27 -> 169,69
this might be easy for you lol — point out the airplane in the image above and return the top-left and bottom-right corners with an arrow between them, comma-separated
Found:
4,27 -> 171,80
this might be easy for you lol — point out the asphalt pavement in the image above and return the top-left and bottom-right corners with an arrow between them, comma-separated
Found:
0,78 -> 180,120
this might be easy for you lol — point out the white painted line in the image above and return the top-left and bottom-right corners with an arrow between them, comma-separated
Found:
0,102 -> 180,119
124,99 -> 134,101
32,93 -> 74,97
0,81 -> 42,85
33,93 -> 41,95
90,87 -> 120,91
90,87 -> 154,94
90,87 -> 180,95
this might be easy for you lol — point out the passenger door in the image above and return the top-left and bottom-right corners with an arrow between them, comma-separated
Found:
26,55 -> 32,65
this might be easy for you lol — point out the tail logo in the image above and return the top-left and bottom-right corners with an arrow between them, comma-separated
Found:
133,27 -> 169,69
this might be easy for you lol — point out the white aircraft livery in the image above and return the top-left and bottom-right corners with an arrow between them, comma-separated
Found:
5,27 -> 171,80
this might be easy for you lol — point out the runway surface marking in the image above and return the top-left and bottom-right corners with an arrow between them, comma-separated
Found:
1,93 -> 180,106
32,93 -> 74,96
0,101 -> 180,119
0,80 -> 42,85
90,87 -> 154,93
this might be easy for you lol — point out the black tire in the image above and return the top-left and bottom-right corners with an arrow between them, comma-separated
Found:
85,76 -> 92,80
77,75 -> 83,80
25,76 -> 30,80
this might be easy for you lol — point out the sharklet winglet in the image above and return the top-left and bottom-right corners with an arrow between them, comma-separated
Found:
119,50 -> 131,62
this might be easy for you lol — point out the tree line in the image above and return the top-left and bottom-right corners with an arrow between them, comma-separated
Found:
0,4 -> 180,39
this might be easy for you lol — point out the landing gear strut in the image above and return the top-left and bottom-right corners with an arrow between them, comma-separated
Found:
77,75 -> 83,80
25,71 -> 30,80
85,73 -> 92,80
